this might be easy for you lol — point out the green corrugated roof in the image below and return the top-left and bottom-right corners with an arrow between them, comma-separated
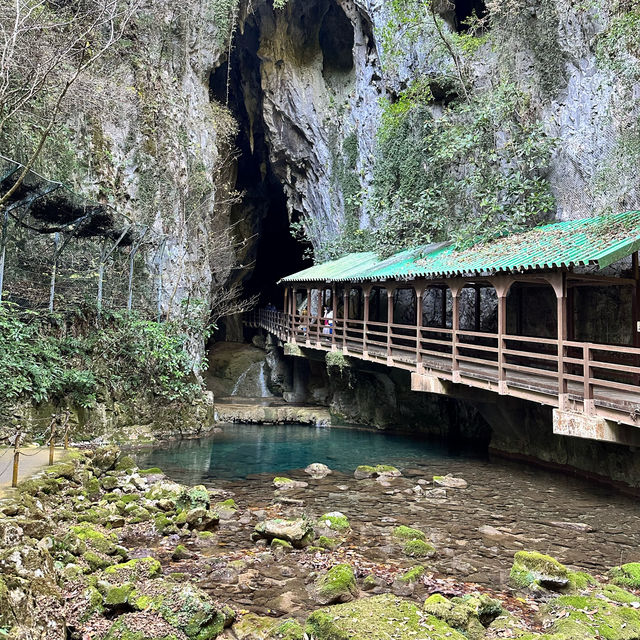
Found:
280,211 -> 640,283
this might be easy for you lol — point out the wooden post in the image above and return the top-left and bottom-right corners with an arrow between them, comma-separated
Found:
12,429 -> 21,488
386,286 -> 395,362
446,281 -> 463,382
49,417 -> 56,466
305,286 -> 311,344
492,276 -> 512,395
415,285 -> 424,371
547,272 -> 568,410
363,285 -> 371,357
331,284 -> 337,350
584,343 -> 594,416
343,288 -> 349,351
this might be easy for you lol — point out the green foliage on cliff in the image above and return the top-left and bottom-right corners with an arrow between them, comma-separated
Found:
0,304 -> 206,415
368,82 -> 555,256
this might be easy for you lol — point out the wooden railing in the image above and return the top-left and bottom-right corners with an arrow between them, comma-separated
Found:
245,309 -> 640,426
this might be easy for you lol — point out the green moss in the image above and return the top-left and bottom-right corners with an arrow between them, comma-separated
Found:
105,557 -> 162,581
399,565 -> 425,583
610,563 -> 640,589
306,593 -> 467,640
139,467 -> 164,475
315,564 -> 358,604
71,523 -> 117,554
403,539 -> 436,558
393,525 -> 426,541
601,584 -> 640,605
273,477 -> 293,486
317,536 -> 341,550
270,538 -> 293,550
171,545 -> 191,561
568,570 -> 598,591
115,455 -> 136,471
318,513 -> 350,532
105,582 -> 135,607
509,551 -> 568,590
83,551 -> 113,572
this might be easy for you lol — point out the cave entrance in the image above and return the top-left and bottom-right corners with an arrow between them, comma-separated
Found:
209,12 -> 310,321
453,0 -> 486,32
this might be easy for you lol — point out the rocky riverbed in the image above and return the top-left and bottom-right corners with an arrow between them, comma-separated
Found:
2,447 -> 640,640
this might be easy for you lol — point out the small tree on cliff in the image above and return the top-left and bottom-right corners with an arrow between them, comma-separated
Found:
0,0 -> 141,301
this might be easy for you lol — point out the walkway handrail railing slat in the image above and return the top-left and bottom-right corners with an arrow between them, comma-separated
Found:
246,308 -> 640,426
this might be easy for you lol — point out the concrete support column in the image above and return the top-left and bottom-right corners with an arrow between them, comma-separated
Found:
446,280 -> 464,383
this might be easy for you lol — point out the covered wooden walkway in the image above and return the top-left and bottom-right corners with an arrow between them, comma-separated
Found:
247,212 -> 640,440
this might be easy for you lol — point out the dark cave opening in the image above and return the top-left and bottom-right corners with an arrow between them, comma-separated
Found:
209,15 -> 309,315
453,0 -> 486,31
319,1 -> 354,76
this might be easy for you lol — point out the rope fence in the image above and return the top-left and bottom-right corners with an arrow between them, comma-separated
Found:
0,411 -> 74,488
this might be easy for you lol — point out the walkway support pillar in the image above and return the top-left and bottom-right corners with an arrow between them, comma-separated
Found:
343,288 -> 350,352
331,284 -> 337,351
547,272 -> 569,411
446,281 -> 463,383
305,286 -> 311,345
363,285 -> 371,358
386,285 -> 395,364
492,276 -> 513,395
415,284 -> 424,371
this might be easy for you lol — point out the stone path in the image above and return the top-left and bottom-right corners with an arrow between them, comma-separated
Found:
0,447 -> 69,498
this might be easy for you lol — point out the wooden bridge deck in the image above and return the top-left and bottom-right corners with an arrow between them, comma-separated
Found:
246,310 -> 640,429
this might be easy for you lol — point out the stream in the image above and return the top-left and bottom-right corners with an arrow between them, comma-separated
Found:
135,424 -> 640,602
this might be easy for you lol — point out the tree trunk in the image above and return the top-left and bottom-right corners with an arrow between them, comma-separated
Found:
0,207 -> 9,304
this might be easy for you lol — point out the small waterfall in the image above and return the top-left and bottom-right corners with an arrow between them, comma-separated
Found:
231,361 -> 273,398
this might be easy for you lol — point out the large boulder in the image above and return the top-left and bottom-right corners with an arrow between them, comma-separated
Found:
252,518 -> 314,548
424,593 -> 502,639
509,551 -> 569,591
305,463 -> 331,478
91,445 -> 121,475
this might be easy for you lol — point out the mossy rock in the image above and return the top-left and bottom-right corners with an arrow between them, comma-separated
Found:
84,477 -> 101,499
568,570 -> 599,591
270,538 -> 293,551
115,455 -> 137,471
398,565 -> 425,583
84,550 -> 114,572
233,613 -> 303,640
48,462 -> 77,480
171,545 -> 192,561
70,523 -> 118,555
129,580 -> 228,639
252,518 -> 314,548
177,485 -> 210,512
600,584 -> 640,605
509,551 -> 569,591
317,536 -> 341,550
103,612 -> 182,640
610,563 -> 640,589
403,539 -> 436,558
273,477 -> 293,487
424,592 -> 500,639
314,564 -> 358,605
139,467 -> 164,475
354,464 -> 401,480
541,593 -> 640,639
317,512 -> 350,532
104,581 -> 135,607
306,593 -> 467,640
393,525 -> 426,541
104,557 -> 162,582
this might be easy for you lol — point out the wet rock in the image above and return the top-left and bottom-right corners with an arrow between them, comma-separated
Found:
305,462 -> 332,478
509,551 -> 569,590
306,593 -> 466,640
354,464 -> 401,480
252,518 -> 314,548
424,592 -> 502,639
549,521 -> 595,533
312,563 -> 358,605
424,488 -> 447,499
184,507 -> 219,531
433,474 -> 468,489
171,544 -> 193,561
214,498 -> 238,520
317,511 -> 350,533
273,477 -> 308,490
271,537 -> 293,551
403,539 -> 436,558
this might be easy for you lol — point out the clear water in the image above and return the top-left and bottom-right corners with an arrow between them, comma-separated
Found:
134,423 -> 640,590
135,424 -> 481,482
